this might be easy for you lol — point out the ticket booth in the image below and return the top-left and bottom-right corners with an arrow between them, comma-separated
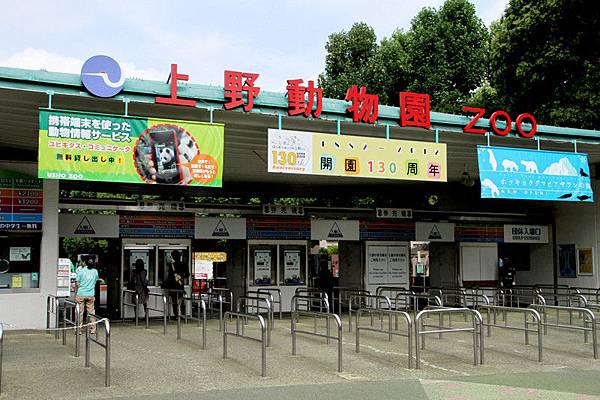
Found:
246,240 -> 308,312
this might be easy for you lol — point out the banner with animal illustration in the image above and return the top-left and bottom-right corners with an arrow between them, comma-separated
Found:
477,145 -> 593,202
38,109 -> 224,187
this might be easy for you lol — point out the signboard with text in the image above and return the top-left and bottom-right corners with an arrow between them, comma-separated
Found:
268,129 -> 447,182
478,146 -> 593,202
503,224 -> 548,243
0,171 -> 43,231
366,244 -> 409,285
38,110 -> 224,187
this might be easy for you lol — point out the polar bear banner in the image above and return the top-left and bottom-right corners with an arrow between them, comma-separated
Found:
520,160 -> 538,173
482,178 -> 500,198
487,149 -> 497,171
502,159 -> 519,172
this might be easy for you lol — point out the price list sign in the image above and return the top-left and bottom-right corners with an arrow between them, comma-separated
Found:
0,171 -> 43,231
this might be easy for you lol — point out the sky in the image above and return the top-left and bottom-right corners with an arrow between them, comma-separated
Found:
0,0 -> 508,92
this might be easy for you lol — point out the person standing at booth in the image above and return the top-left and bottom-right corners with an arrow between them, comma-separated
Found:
133,259 -> 149,318
165,250 -> 189,318
75,257 -> 99,334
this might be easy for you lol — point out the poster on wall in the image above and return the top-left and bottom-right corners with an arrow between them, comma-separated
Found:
9,247 -> 31,261
477,145 -> 593,202
57,258 -> 71,296
559,244 -> 577,278
387,246 -> 409,284
578,248 -> 594,275
38,110 -> 224,187
268,129 -> 447,182
367,246 -> 389,284
254,250 -> 272,285
284,250 -> 301,282
192,253 -> 214,280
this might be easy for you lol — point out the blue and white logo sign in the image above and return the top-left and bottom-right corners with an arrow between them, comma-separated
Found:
80,55 -> 125,98
478,145 -> 593,202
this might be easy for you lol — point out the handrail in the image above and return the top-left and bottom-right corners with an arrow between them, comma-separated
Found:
415,307 -> 484,369
145,292 -> 168,335
179,296 -> 207,349
0,322 -> 3,395
121,289 -> 140,326
477,305 -> 542,362
247,291 -> 276,328
295,288 -> 330,312
463,293 -> 491,308
528,304 -> 598,359
291,292 -> 330,314
332,287 -> 369,317
430,288 -> 467,308
291,309 -> 343,372
85,314 -> 110,387
348,294 -> 392,332
257,288 -> 283,320
61,299 -> 81,357
47,295 -> 66,340
202,292 -> 224,331
395,292 -> 442,314
355,308 -> 413,368
237,296 -> 272,346
223,311 -> 267,377
376,286 -> 412,309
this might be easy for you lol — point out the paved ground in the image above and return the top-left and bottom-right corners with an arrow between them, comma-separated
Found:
2,311 -> 600,399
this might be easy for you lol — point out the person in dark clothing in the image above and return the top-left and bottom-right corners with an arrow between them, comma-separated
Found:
166,250 -> 189,317
132,259 -> 149,318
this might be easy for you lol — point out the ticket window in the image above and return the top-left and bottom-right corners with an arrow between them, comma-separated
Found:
248,244 -> 278,286
123,247 -> 155,289
279,245 -> 306,285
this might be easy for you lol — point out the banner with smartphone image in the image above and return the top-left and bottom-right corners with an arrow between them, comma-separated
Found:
38,109 -> 224,187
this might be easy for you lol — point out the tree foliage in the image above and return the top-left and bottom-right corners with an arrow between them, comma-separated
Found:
490,0 -> 600,129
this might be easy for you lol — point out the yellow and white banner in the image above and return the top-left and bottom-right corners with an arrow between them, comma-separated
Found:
267,129 -> 446,182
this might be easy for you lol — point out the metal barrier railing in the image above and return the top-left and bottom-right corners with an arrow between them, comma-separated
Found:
332,286 -> 363,316
348,294 -> 392,332
179,296 -> 207,349
208,287 -> 234,317
529,304 -> 598,359
291,294 -> 331,337
47,295 -> 66,340
430,288 -> 467,308
291,308 -> 343,373
85,314 -> 110,387
203,292 -> 224,331
415,307 -> 484,369
295,288 -> 330,312
61,299 -> 81,357
463,293 -> 491,308
572,287 -> 600,304
395,292 -> 442,314
146,292 -> 168,335
121,289 -> 140,326
376,286 -> 412,309
0,322 -> 3,395
237,296 -> 272,346
247,291 -> 276,328
223,311 -> 267,377
355,308 -> 413,369
477,305 -> 542,362
257,288 -> 283,320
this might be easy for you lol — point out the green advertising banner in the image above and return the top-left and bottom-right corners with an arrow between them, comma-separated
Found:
38,109 -> 224,187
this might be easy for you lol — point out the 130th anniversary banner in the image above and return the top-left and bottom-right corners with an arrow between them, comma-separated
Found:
268,129 -> 447,182
38,110 -> 224,187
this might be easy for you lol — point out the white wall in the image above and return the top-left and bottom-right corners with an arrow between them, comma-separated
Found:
520,182 -> 600,289
0,179 -> 59,329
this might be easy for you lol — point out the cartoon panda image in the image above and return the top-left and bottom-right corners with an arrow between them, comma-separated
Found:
177,133 -> 199,163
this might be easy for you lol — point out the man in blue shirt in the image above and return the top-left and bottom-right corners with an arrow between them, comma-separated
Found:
76,257 -> 100,334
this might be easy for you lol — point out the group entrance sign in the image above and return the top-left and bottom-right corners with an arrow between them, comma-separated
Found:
268,129 -> 447,182
38,110 -> 224,187
477,146 -> 593,202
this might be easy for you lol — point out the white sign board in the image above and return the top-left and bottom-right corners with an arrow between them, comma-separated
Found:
9,247 -> 31,261
284,250 -> 301,280
193,260 -> 213,280
367,244 -> 409,285
262,204 -> 305,216
504,225 -> 549,243
57,258 -> 71,297
195,217 -> 246,240
416,222 -> 455,242
59,214 -> 119,238
311,220 -> 359,241
376,208 -> 413,219
254,250 -> 272,282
